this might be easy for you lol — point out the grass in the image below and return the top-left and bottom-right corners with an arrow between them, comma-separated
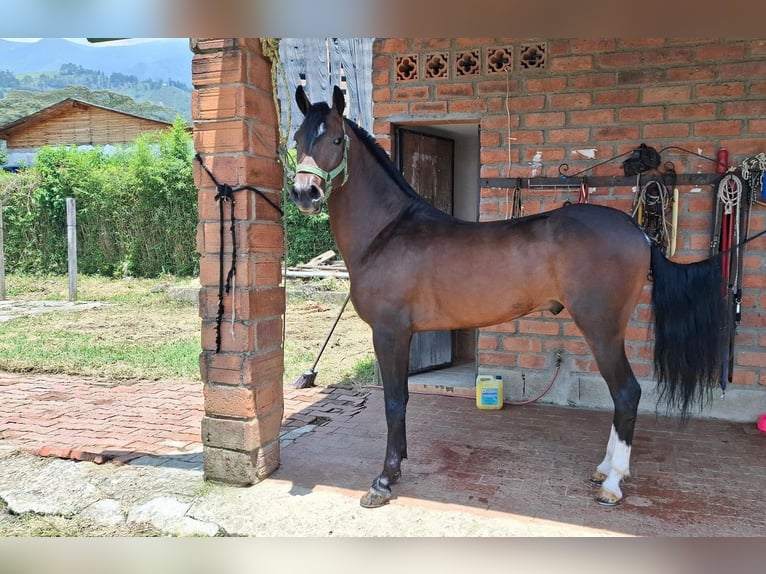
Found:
341,355 -> 376,386
0,273 -> 201,380
0,273 -> 376,386
282,340 -> 317,382
3,273 -> 182,302
0,328 -> 200,379
0,492 -> 163,537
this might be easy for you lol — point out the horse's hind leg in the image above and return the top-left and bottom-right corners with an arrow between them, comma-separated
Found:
594,348 -> 641,505
360,323 -> 411,508
576,322 -> 641,506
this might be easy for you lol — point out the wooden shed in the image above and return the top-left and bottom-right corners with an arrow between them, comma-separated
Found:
0,98 -> 171,163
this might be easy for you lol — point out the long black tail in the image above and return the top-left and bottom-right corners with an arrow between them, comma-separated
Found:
650,243 -> 724,417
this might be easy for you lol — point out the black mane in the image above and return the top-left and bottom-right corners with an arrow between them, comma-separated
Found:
343,117 -> 551,226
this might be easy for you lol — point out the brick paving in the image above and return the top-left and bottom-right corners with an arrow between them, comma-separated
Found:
1,370 -> 765,536
0,373 -> 203,463
0,372 -> 364,463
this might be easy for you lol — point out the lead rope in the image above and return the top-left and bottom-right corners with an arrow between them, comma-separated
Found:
717,173 -> 742,294
196,154 -> 283,352
716,172 -> 743,396
220,183 -> 236,346
740,152 -> 766,206
631,176 -> 673,253
509,178 -> 524,219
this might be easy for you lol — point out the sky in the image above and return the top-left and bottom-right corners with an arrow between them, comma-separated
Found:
0,0 -> 759,38
3,38 -> 171,46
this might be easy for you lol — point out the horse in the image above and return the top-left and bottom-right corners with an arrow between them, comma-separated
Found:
289,84 -> 725,508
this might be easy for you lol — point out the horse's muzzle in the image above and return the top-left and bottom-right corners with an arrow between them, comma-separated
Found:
290,181 -> 324,215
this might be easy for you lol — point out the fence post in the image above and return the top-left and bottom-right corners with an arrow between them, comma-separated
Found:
0,204 -> 5,300
66,197 -> 77,302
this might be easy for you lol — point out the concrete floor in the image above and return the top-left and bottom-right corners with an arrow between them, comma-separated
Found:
279,388 -> 766,536
2,370 -> 765,536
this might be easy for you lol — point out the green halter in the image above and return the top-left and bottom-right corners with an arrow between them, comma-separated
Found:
295,127 -> 350,201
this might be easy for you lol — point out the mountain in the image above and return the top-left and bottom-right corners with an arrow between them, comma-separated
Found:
0,87 -> 184,126
0,38 -> 192,86
0,38 -> 192,123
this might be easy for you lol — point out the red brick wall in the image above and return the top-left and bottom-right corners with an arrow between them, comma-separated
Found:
372,38 -> 766,394
192,38 -> 285,484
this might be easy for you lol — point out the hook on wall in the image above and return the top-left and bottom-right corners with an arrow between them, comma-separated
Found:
558,149 -> 634,179
658,145 -> 728,172
484,144 -> 734,191
557,144 -> 728,180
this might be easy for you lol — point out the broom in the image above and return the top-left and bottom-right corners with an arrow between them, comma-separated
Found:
292,293 -> 351,388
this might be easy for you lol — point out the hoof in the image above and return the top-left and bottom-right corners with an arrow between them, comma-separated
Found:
589,471 -> 607,485
360,487 -> 391,509
595,486 -> 622,506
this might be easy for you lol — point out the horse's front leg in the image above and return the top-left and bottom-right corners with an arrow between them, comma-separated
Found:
360,323 -> 412,508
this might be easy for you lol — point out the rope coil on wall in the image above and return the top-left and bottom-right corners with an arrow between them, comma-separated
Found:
740,152 -> 766,206
630,169 -> 676,255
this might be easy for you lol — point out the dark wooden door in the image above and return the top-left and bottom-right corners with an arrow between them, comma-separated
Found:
397,128 -> 455,374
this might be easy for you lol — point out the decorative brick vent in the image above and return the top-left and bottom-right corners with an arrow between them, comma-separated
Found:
520,42 -> 547,69
486,46 -> 513,74
392,44 -> 549,82
455,50 -> 481,77
395,54 -> 419,81
425,52 -> 449,79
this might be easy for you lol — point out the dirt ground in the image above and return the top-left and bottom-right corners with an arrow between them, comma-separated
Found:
283,278 -> 374,387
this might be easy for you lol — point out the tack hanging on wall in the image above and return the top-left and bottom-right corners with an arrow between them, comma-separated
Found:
482,145 -> 734,190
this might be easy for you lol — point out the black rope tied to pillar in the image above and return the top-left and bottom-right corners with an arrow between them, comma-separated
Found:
195,154 -> 283,353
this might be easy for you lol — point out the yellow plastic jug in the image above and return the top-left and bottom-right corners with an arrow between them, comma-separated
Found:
476,375 -> 503,410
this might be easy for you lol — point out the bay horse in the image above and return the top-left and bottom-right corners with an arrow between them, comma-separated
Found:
290,85 -> 725,508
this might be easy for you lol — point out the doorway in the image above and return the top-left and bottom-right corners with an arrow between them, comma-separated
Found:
394,123 -> 480,379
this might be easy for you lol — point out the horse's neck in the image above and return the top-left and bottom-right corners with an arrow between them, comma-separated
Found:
328,139 -> 415,268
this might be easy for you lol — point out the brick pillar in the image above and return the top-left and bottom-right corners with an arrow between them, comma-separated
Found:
191,38 -> 285,485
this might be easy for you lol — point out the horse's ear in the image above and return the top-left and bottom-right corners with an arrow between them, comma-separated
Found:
332,85 -> 346,116
295,85 -> 311,116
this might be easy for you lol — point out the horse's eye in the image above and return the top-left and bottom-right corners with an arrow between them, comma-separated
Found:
333,137 -> 342,145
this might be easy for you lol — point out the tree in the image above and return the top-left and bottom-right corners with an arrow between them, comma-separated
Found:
0,69 -> 20,89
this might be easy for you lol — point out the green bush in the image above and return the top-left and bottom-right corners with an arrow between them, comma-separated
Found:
282,197 -> 336,266
0,118 -> 338,277
0,168 -> 44,270
0,116 -> 198,277
123,117 -> 198,276
33,144 -> 123,274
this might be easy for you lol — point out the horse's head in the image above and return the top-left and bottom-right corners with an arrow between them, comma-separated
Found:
290,85 -> 350,215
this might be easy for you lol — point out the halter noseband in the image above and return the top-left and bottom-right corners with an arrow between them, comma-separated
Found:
295,123 -> 350,200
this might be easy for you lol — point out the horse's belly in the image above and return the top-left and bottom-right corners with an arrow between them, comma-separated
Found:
410,280 -> 554,331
